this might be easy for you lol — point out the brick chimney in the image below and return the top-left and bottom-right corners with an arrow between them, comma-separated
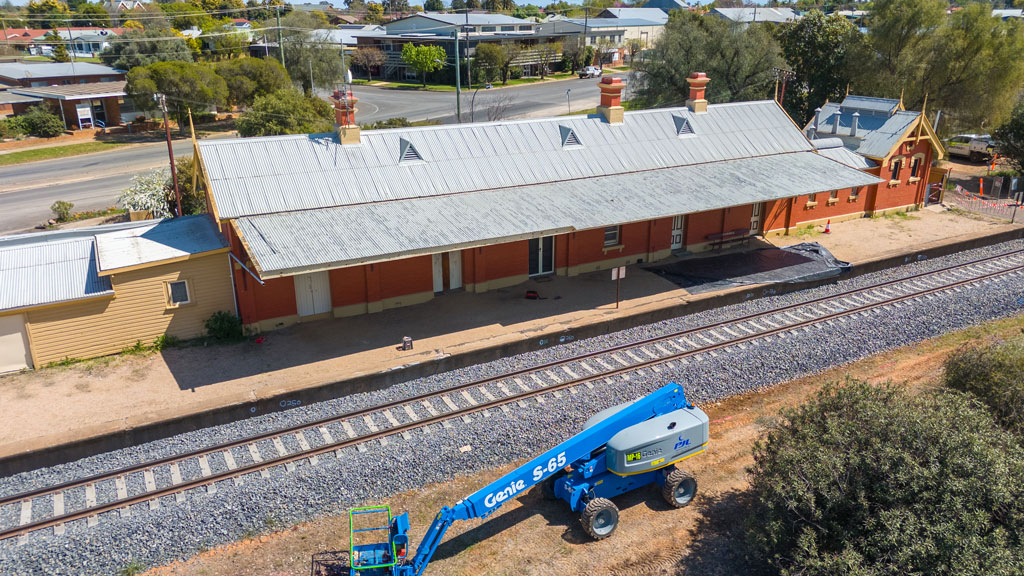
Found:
331,89 -> 360,145
596,76 -> 626,124
686,72 -> 709,114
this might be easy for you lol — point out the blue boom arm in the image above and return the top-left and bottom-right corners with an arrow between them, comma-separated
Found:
403,382 -> 692,576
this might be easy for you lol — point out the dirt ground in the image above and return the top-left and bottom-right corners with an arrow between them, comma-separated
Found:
142,314 -> 1024,576
1,206 -> 1019,461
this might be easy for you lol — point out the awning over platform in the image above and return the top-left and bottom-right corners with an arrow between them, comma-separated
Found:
235,151 -> 882,278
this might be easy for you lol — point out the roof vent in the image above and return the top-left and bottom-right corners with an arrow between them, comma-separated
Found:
673,115 -> 695,137
560,125 -> 583,148
399,138 -> 422,162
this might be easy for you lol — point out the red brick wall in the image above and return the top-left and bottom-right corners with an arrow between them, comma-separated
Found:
379,255 -> 432,299
763,199 -> 790,232
471,240 -> 529,283
224,222 -> 298,324
329,266 -> 366,307
873,139 -> 933,211
789,187 -> 869,225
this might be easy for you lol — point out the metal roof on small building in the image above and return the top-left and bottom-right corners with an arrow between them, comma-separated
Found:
600,8 -> 669,23
0,217 -> 226,312
0,92 -> 43,105
0,61 -> 122,80
709,7 -> 800,23
806,95 -> 922,160
235,152 -> 882,278
566,17 -> 660,27
812,137 -> 876,169
94,215 -> 229,275
10,80 -> 126,101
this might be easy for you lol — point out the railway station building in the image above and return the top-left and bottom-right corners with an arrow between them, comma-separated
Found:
196,74 -> 882,333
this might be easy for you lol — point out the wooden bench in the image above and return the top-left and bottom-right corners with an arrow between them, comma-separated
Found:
706,228 -> 751,251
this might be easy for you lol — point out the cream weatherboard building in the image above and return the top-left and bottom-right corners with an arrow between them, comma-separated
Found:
0,216 -> 234,372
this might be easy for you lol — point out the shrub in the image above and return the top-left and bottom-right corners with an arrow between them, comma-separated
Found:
205,311 -> 243,341
20,105 -> 65,138
118,169 -> 172,218
748,380 -> 1024,576
944,335 -> 1024,436
0,116 -> 28,138
509,66 -> 524,80
360,117 -> 414,130
50,200 -> 74,222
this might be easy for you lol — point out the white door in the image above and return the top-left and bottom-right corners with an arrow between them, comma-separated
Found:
0,314 -> 31,373
671,215 -> 685,250
294,271 -> 331,317
432,254 -> 444,293
448,251 -> 462,290
750,203 -> 763,235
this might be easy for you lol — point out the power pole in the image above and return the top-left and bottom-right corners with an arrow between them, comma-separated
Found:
65,20 -> 78,81
453,30 -> 461,122
583,7 -> 589,67
276,5 -> 285,67
465,9 -> 471,92
155,93 -> 181,217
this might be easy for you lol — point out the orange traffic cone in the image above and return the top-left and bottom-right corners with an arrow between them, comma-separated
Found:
824,220 -> 831,234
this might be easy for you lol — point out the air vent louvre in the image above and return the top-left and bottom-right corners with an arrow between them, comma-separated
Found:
673,115 -> 695,137
559,125 -> 583,147
399,138 -> 422,162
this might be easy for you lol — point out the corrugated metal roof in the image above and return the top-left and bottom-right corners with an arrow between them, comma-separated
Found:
412,12 -> 530,26
710,7 -> 799,22
813,138 -> 877,169
855,111 -> 918,159
200,101 -> 814,220
0,234 -> 111,313
566,18 -> 660,27
94,215 -> 228,274
236,152 -> 883,278
806,95 -> 918,160
0,62 -> 121,79
0,92 -> 42,105
601,8 -> 669,22
840,95 -> 901,115
11,80 -> 126,101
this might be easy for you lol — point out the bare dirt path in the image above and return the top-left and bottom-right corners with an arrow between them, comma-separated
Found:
144,314 -> 1024,576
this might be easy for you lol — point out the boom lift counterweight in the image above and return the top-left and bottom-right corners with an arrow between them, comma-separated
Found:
313,382 -> 709,576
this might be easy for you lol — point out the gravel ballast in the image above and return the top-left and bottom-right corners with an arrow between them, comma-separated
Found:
1,239 -> 1023,575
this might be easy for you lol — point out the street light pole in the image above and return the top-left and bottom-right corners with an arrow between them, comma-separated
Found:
471,84 -> 490,122
453,30 -> 461,123
566,88 -> 571,115
155,93 -> 181,217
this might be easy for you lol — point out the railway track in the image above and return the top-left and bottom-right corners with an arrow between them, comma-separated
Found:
3,248 -> 1024,543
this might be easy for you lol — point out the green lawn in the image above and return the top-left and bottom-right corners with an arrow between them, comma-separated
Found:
24,55 -> 103,63
0,141 -> 130,167
370,73 -> 577,92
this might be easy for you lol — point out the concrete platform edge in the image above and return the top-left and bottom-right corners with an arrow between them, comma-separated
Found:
3,227 -> 1023,476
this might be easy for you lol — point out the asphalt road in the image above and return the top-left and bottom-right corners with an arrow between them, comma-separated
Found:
0,76 -> 623,233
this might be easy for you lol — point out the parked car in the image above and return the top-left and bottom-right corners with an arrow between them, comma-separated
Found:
946,134 -> 996,163
578,66 -> 603,79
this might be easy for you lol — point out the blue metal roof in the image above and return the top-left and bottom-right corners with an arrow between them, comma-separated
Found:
806,94 -> 919,160
566,17 -> 663,27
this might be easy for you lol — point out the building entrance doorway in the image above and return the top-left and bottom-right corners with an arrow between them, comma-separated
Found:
294,271 -> 331,317
750,203 -> 763,235
432,251 -> 462,293
671,215 -> 685,250
529,236 -> 554,276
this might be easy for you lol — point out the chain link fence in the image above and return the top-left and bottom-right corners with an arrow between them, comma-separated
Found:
947,184 -> 1023,222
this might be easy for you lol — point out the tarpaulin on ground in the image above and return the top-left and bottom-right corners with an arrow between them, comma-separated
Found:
647,242 -> 851,295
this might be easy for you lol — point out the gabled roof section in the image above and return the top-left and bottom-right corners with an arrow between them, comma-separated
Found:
560,125 -> 583,147
199,100 -> 817,220
805,93 -> 942,163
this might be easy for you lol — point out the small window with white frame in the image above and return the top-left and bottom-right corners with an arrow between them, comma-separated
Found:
167,280 -> 191,307
604,226 -> 620,247
890,158 -> 903,180
807,193 -> 817,203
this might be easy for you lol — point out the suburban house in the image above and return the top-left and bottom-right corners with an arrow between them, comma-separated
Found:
598,8 -> 669,24
708,7 -> 801,24
0,61 -> 124,89
193,73 -> 881,333
759,94 -> 945,235
0,28 -> 124,58
354,12 -> 564,80
0,216 -> 234,373
6,80 -> 128,129
637,0 -> 690,14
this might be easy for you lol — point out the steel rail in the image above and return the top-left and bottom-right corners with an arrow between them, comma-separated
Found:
1,249 -> 1022,540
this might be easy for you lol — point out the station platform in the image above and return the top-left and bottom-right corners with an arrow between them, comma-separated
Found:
1,208 -> 1022,471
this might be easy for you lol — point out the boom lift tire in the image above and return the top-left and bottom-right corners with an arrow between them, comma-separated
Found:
581,498 -> 619,540
662,468 -> 697,508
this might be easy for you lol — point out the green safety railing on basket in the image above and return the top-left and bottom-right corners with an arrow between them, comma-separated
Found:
348,505 -> 399,571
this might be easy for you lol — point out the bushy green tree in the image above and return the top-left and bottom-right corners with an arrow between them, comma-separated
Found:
127,61 -> 227,132
449,0 -> 465,10
634,11 -> 782,106
995,103 -> 1024,174
100,28 -> 195,70
25,0 -> 70,30
777,10 -> 864,125
159,2 -> 217,31
71,2 -> 110,27
280,11 -> 348,93
423,0 -> 442,10
236,88 -> 333,137
749,381 -> 1024,576
20,105 -> 65,137
472,42 -> 520,84
400,43 -> 446,86
118,169 -> 172,218
945,335 -> 1024,436
215,57 -> 290,107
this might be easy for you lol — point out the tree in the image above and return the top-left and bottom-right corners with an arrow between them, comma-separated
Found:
364,2 -> 385,23
383,0 -> 409,12
867,0 -> 945,80
350,46 -> 386,81
945,335 -> 1024,435
483,0 -> 514,10
45,30 -> 70,63
513,4 -> 542,19
633,11 -> 783,107
995,103 -> 1024,174
280,11 -> 348,94
401,43 -> 446,87
535,41 -> 561,78
171,155 -> 207,216
118,169 -> 173,218
423,0 -> 442,10
26,0 -> 70,30
473,42 -> 521,85
594,36 -> 617,69
208,28 -> 249,60
100,28 -> 194,70
624,38 -> 645,65
126,61 -> 228,133
465,0 -> 481,9
215,57 -> 290,107
236,88 -> 334,137
159,2 -> 217,31
71,3 -> 110,27
449,0 -> 465,9
777,10 -> 864,125
749,381 -> 1024,576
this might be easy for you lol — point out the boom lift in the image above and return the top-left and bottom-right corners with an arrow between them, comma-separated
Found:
314,382 -> 709,576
